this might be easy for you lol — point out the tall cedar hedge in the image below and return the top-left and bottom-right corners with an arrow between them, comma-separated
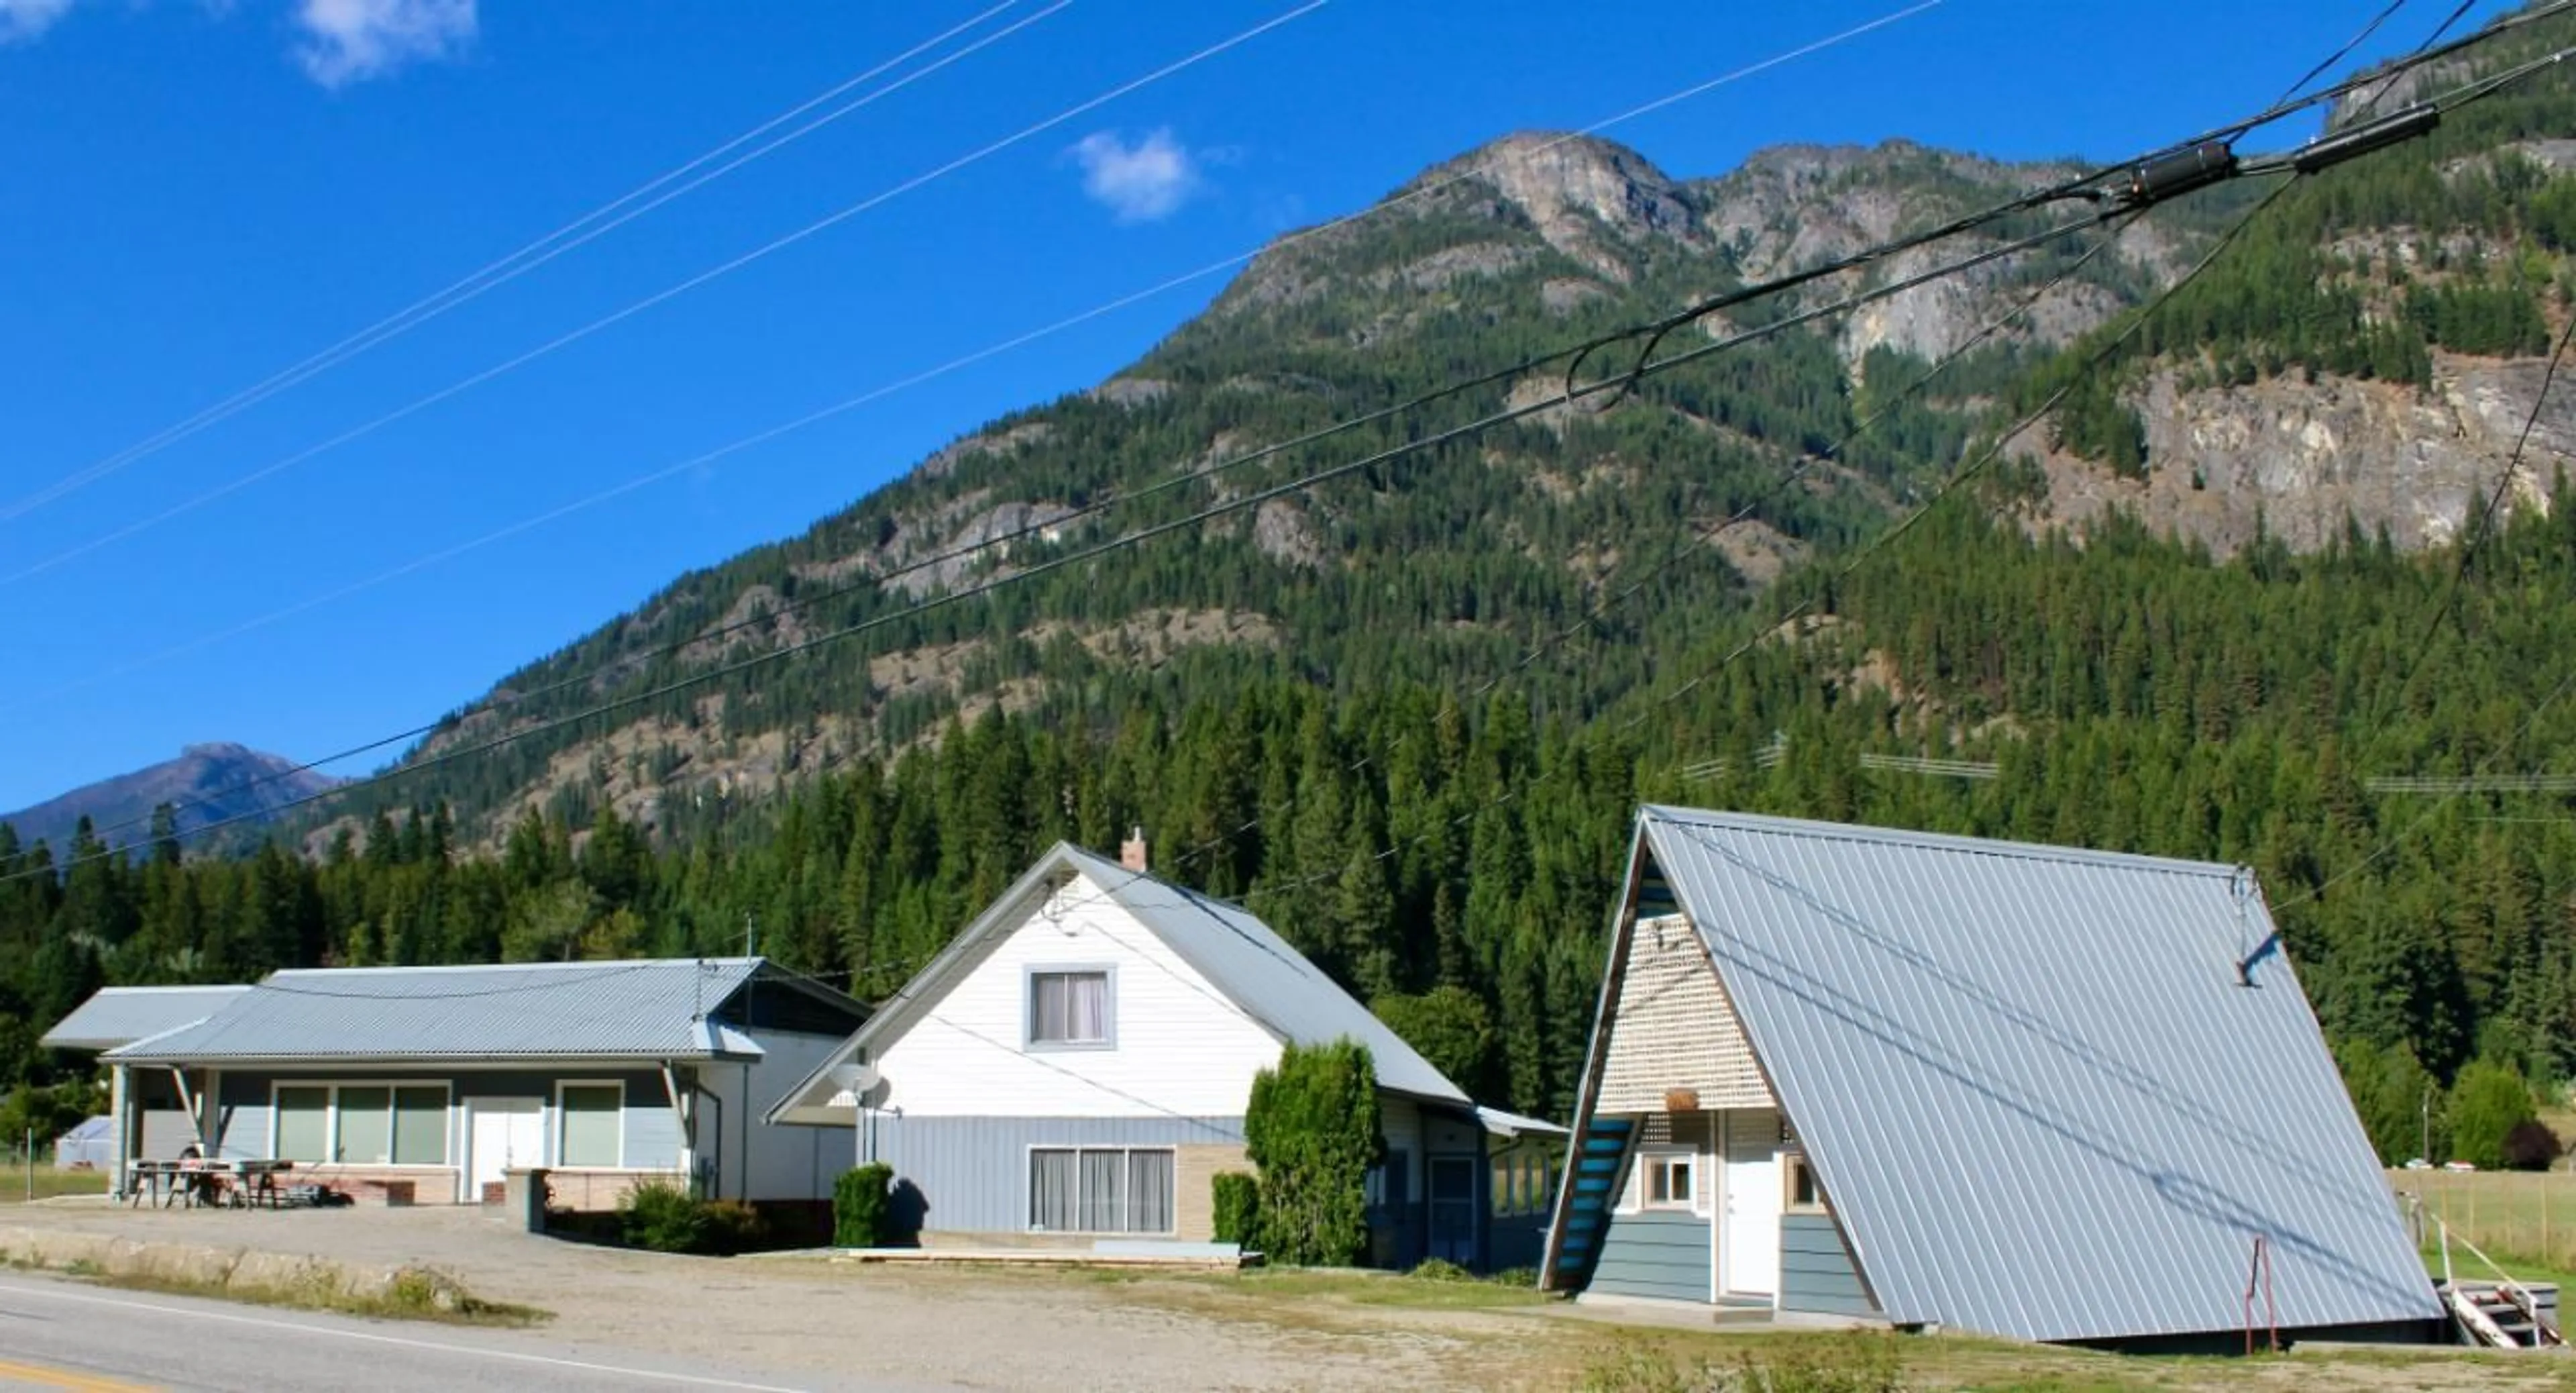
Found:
1243,1039 -> 1381,1266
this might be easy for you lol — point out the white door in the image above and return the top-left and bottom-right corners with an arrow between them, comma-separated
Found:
1720,1111 -> 1782,1297
467,1098 -> 544,1202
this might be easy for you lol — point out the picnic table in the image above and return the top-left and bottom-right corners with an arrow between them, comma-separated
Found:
125,1157 -> 297,1209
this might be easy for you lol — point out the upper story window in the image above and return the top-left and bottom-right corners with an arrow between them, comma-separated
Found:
1027,968 -> 1113,1048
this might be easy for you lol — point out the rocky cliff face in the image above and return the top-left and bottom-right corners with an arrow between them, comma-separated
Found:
2029,354 -> 2576,555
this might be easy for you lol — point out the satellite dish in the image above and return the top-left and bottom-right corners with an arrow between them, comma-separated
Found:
828,1062 -> 881,1102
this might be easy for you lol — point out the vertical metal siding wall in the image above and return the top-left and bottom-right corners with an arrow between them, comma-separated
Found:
877,1115 -> 1246,1233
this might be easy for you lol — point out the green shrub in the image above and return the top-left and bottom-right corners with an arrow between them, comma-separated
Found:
1211,1172 -> 1260,1245
2451,1060 -> 2538,1171
698,1200 -> 769,1255
1487,1266 -> 1538,1288
1409,1257 -> 1474,1282
618,1179 -> 707,1254
1244,1038 -> 1381,1267
833,1163 -> 894,1249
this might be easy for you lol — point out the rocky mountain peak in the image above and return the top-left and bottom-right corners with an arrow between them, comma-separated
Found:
1405,132 -> 1710,278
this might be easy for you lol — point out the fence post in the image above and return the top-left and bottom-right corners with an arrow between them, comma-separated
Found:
23,1127 -> 31,1204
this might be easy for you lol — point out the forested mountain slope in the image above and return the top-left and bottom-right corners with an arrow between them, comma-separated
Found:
9,10 -> 2576,1141
331,130 -> 2230,847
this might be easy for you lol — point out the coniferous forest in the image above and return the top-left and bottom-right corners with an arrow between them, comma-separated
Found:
16,486 -> 2576,1159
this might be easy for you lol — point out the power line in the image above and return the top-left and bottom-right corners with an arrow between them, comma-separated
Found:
9,5 -> 1970,852
4,2 -> 1947,727
2275,0 -> 2414,109
1,0 -> 1331,588
2380,305 -> 2576,720
17,13 -> 2553,885
0,1 -> 1051,527
0,208 -> 2146,885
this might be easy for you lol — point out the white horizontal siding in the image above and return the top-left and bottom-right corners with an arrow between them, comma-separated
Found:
874,870 -> 1285,1119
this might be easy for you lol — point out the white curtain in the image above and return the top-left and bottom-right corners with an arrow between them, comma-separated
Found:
1030,972 -> 1110,1043
1127,1149 -> 1174,1234
1079,1149 -> 1123,1232
1029,1149 -> 1077,1230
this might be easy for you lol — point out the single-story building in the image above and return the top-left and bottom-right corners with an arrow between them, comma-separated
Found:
1542,806 -> 2446,1349
769,836 -> 1562,1267
63,958 -> 865,1209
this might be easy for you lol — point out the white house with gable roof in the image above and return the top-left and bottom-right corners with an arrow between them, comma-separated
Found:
770,835 -> 1560,1266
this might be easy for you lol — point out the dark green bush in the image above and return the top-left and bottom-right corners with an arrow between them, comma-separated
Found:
1211,1172 -> 1260,1245
619,1179 -> 708,1254
833,1163 -> 894,1249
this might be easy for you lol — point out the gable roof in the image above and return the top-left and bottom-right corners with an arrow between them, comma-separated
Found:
1627,806 -> 2438,1345
103,958 -> 852,1066
42,986 -> 252,1051
771,843 -> 1468,1123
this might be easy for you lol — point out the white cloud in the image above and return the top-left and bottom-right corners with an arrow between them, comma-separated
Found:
293,0 -> 474,87
1071,127 -> 1203,224
0,0 -> 76,45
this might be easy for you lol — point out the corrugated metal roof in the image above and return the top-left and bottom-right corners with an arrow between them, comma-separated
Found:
106,959 -> 775,1064
1636,805 -> 2440,1345
42,986 -> 252,1050
1059,845 -> 1469,1107
771,843 -> 1470,1123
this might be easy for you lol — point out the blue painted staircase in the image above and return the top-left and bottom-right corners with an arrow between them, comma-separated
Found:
1550,1116 -> 1634,1290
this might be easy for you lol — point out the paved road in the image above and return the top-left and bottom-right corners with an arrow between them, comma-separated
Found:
0,1271 -> 954,1393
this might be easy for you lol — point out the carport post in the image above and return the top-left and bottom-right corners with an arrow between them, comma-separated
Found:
109,1064 -> 128,1198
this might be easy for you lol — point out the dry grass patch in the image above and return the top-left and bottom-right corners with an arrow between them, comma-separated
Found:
0,1171 -> 110,1204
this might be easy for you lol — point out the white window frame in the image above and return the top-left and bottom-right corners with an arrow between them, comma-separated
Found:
553,1080 -> 627,1170
1023,1144 -> 1175,1235
265,1080 -> 454,1168
1621,1145 -> 1705,1216
1023,965 -> 1117,1051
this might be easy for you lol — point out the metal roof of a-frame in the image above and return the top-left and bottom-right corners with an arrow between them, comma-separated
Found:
1634,805 -> 2439,1345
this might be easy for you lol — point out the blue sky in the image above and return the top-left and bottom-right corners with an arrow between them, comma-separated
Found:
0,0 -> 2516,816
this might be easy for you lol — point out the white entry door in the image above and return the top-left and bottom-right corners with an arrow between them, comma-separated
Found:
1720,1111 -> 1783,1297
467,1098 -> 544,1202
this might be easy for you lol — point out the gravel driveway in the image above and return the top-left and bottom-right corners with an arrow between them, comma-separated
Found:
0,1202 -> 1556,1392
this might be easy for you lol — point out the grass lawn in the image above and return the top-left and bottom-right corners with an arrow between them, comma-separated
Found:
0,1169 -> 108,1203
2396,1168 -> 2576,1276
1090,1266 -> 2542,1392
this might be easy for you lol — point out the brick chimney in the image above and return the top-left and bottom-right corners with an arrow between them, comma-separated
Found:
1120,826 -> 1148,872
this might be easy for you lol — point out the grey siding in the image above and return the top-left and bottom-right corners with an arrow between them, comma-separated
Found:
201,1068 -> 678,1171
1589,1208 -> 1711,1303
873,1115 -> 1244,1235
1780,1213 -> 1876,1317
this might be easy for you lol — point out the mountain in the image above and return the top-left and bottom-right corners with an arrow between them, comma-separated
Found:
345,18 -> 2576,852
3,743 -> 343,852
325,130 -> 2243,847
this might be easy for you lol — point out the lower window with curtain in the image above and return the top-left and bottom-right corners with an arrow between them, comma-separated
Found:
1028,1146 -> 1175,1235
